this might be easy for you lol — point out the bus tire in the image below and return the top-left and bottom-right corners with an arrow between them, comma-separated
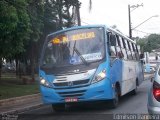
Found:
52,104 -> 65,112
130,79 -> 138,95
130,86 -> 137,95
109,87 -> 119,108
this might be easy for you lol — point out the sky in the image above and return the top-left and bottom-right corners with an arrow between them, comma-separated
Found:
79,0 -> 160,38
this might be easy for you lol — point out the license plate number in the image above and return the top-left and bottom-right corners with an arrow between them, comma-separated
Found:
65,98 -> 78,102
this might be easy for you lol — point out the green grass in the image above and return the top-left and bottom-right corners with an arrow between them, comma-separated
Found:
0,84 -> 39,100
0,73 -> 40,100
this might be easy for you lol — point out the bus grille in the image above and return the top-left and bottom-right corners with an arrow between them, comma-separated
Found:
55,71 -> 87,76
53,79 -> 90,87
57,90 -> 86,97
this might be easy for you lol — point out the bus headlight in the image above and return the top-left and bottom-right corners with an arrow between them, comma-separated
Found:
92,69 -> 106,83
40,78 -> 52,88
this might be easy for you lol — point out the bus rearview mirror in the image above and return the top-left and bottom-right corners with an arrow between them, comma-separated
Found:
110,35 -> 116,46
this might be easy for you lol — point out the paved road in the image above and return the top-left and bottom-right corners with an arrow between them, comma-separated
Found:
18,80 -> 152,120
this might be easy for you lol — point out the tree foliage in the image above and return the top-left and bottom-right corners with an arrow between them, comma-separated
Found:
0,0 -> 81,80
0,0 -> 31,58
137,34 -> 160,52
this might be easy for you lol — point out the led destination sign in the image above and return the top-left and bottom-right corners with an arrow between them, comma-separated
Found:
52,32 -> 95,44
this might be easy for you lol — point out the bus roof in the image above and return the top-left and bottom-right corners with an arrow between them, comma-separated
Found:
47,25 -> 106,37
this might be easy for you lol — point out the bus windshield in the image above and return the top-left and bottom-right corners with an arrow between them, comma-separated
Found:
41,27 -> 105,67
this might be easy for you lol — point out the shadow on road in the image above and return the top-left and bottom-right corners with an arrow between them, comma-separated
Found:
18,91 -> 141,120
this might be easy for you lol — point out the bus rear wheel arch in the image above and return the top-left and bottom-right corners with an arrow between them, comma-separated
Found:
109,82 -> 121,108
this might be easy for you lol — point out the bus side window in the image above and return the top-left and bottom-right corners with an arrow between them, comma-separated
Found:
124,39 -> 131,60
131,43 -> 136,60
116,35 -> 124,59
127,41 -> 133,60
120,37 -> 128,60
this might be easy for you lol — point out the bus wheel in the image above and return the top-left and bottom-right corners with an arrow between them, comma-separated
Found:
109,87 -> 119,108
130,80 -> 138,95
130,86 -> 137,95
52,104 -> 65,112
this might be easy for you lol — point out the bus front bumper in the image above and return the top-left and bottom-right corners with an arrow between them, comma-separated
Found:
40,80 -> 113,104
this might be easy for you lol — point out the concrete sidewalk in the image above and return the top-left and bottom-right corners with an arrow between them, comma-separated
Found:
0,73 -> 154,114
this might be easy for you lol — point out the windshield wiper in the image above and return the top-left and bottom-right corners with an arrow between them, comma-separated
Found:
73,47 -> 89,65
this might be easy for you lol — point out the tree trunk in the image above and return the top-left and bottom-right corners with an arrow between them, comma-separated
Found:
15,56 -> 18,76
66,0 -> 72,27
30,42 -> 35,83
18,60 -> 21,79
57,0 -> 63,29
0,57 -> 2,81
76,0 -> 81,26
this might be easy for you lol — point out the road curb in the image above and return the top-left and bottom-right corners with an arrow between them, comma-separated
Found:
0,93 -> 41,107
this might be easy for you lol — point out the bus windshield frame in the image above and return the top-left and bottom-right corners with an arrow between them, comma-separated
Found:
40,27 -> 106,68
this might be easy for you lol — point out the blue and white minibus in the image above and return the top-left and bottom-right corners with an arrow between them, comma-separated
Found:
39,25 -> 144,111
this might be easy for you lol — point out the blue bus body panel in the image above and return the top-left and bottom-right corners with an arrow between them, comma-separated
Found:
39,61 -> 115,104
110,59 -> 123,84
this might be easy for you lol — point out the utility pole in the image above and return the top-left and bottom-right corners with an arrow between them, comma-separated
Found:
128,3 -> 143,39
128,5 -> 132,38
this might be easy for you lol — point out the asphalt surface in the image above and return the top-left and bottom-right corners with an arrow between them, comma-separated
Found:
17,80 -> 152,120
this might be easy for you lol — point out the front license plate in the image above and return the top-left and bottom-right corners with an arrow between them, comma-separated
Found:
65,98 -> 78,102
